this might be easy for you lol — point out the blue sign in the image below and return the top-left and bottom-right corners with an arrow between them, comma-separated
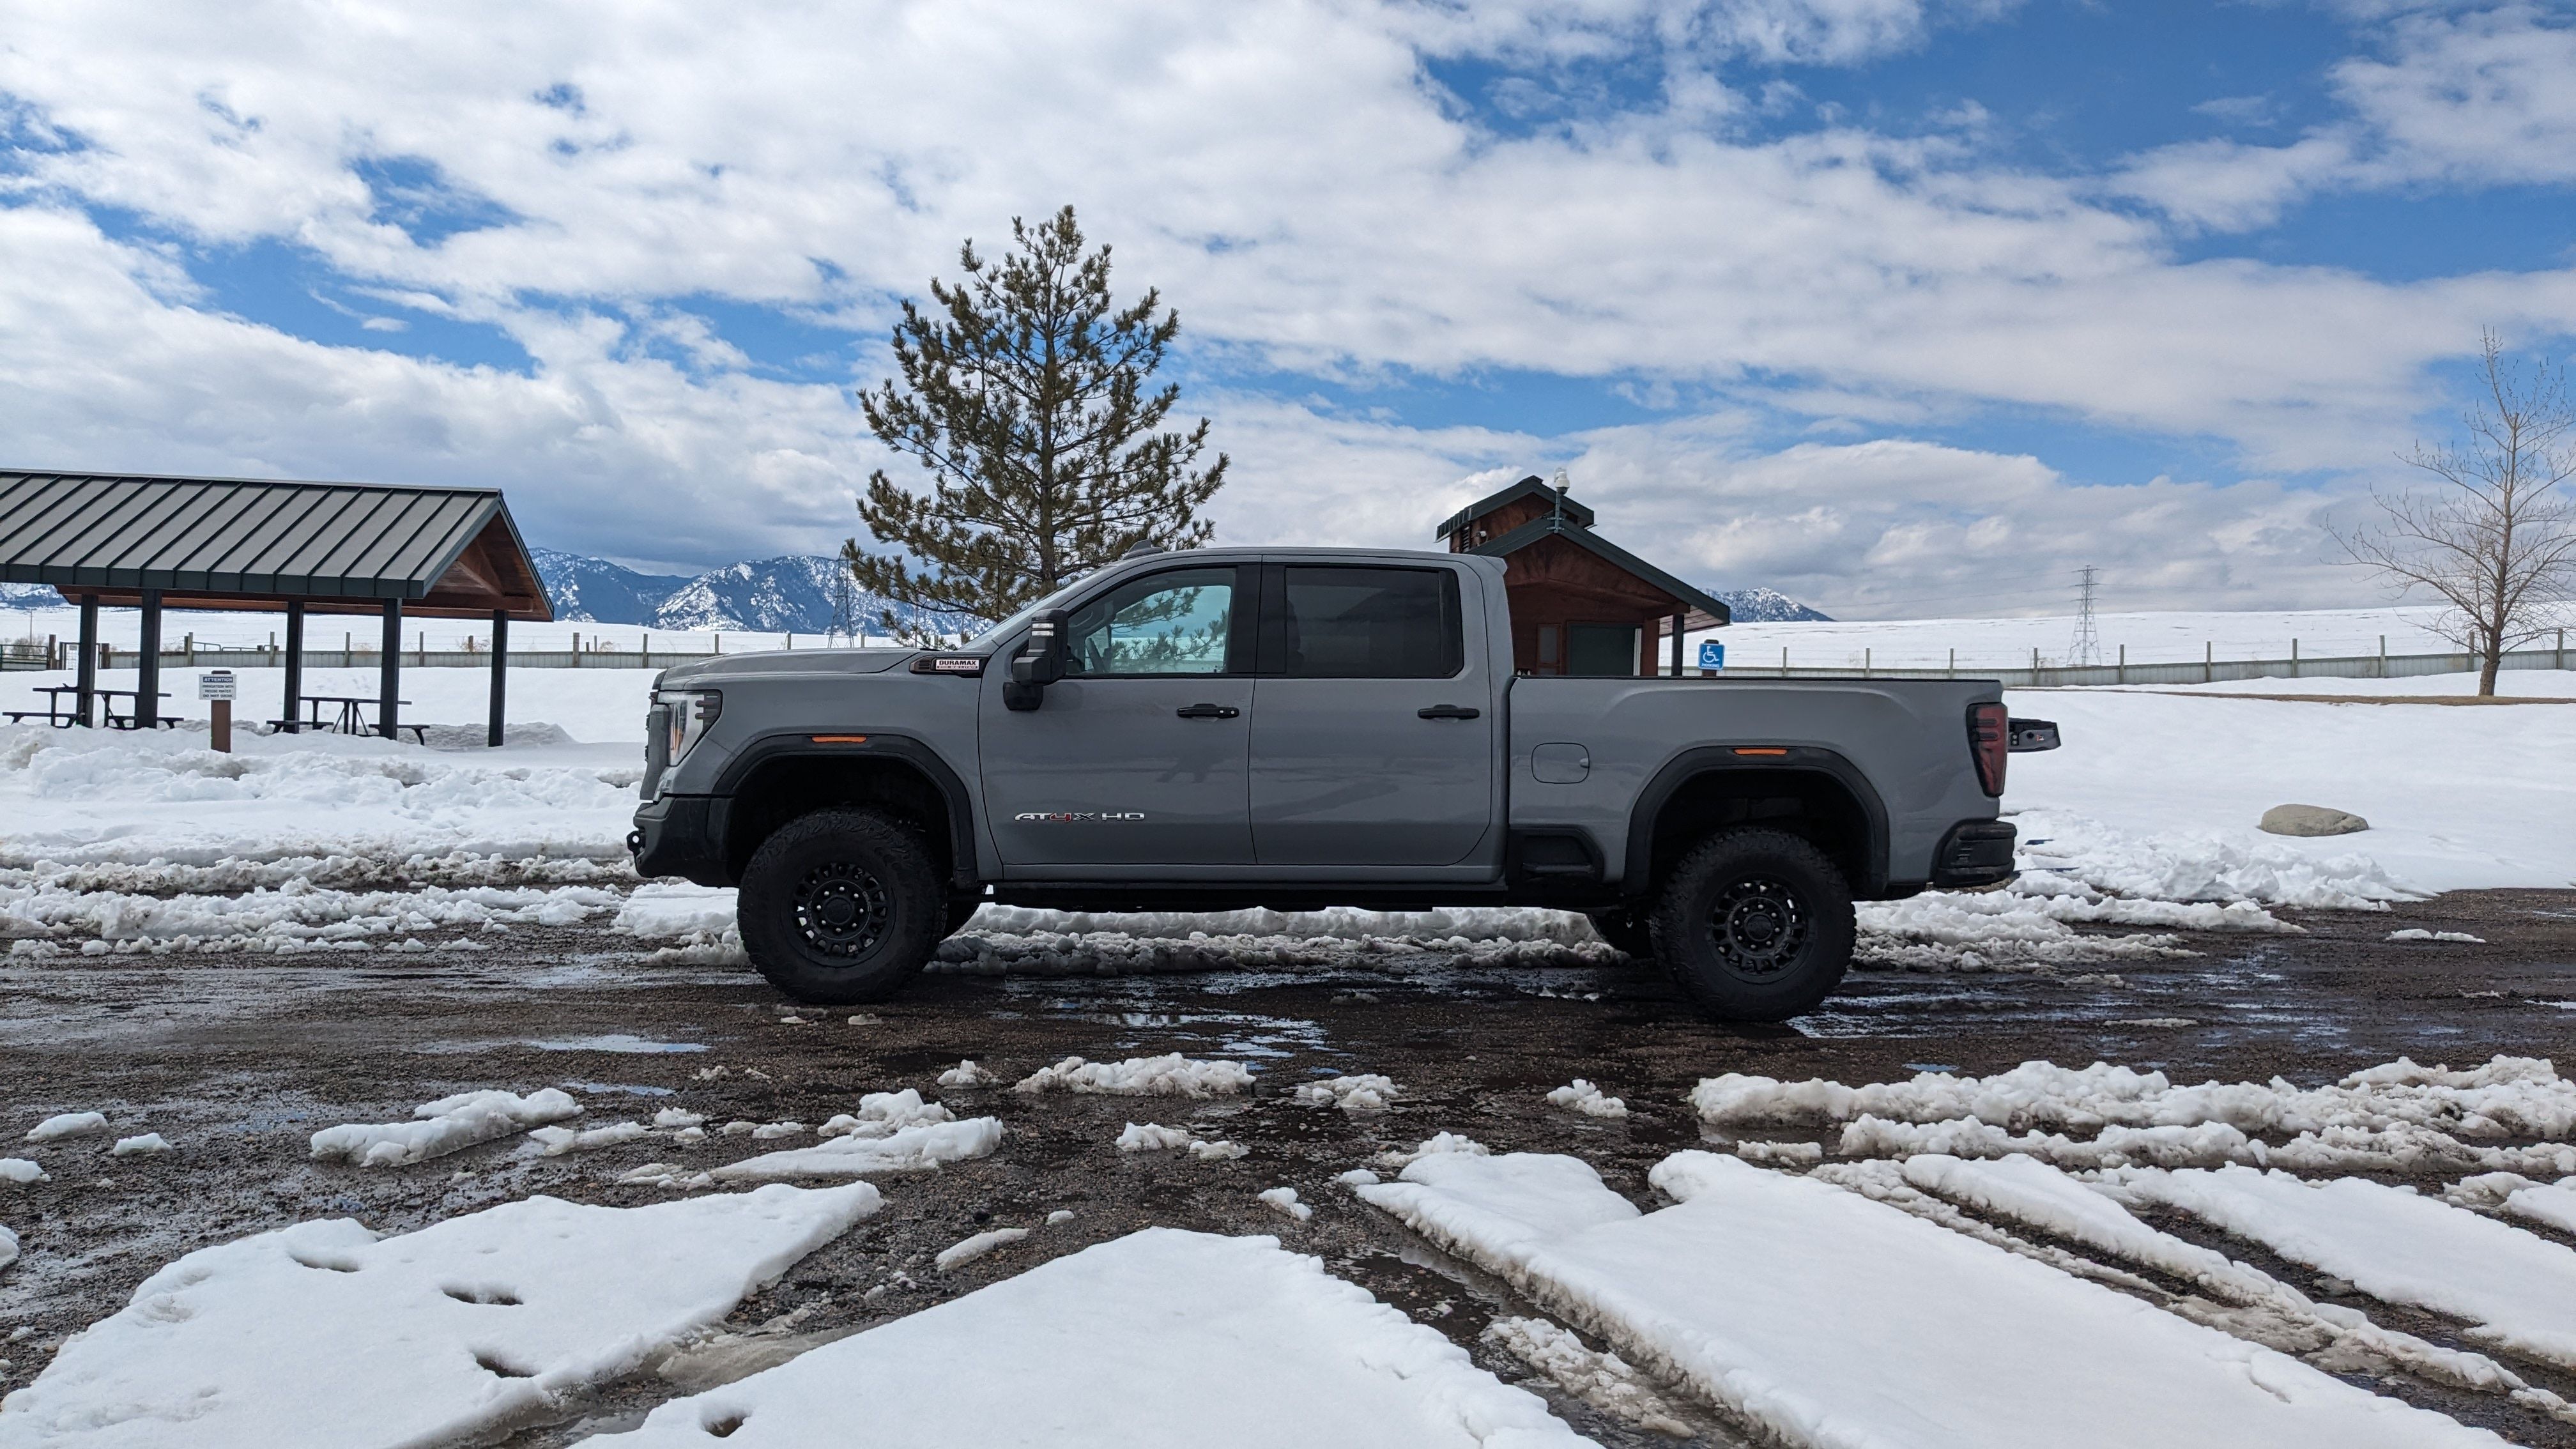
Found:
1696,641 -> 1726,670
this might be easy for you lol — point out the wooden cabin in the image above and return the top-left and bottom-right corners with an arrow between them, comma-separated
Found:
1436,475 -> 1729,677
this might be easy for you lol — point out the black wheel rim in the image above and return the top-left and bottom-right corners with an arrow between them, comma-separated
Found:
791,860 -> 892,960
1705,875 -> 1810,981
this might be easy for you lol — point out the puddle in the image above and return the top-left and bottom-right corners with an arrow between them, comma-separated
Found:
524,1034 -> 709,1054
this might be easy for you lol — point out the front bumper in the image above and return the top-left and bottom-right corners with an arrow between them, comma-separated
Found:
1929,818 -> 2018,889
630,794 -> 730,885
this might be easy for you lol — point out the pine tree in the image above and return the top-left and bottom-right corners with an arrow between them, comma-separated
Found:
845,206 -> 1229,634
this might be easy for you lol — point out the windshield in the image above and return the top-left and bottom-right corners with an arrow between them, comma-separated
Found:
965,576 -> 1092,648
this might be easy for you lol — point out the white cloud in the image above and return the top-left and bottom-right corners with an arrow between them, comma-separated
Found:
0,0 -> 2568,612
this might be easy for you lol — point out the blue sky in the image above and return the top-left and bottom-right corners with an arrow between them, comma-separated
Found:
1,0 -> 2571,617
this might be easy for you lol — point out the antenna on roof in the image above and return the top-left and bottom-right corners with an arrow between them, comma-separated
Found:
1549,468 -> 1571,532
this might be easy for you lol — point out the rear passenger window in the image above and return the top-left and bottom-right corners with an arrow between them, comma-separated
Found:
1271,567 -> 1462,678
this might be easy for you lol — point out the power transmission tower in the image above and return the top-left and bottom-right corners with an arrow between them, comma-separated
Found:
827,571 -> 861,645
2069,565 -> 2102,667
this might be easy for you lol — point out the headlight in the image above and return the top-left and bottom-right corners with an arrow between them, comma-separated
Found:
657,689 -> 723,767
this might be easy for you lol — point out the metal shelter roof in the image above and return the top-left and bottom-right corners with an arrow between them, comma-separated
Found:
0,470 -> 553,620
1468,512 -> 1732,626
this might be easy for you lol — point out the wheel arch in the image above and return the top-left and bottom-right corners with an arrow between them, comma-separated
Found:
1623,748 -> 1889,901
716,733 -> 979,889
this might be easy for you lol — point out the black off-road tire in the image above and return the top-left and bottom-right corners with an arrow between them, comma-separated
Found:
1648,828 -> 1855,1022
737,808 -> 943,1005
1583,908 -> 1655,960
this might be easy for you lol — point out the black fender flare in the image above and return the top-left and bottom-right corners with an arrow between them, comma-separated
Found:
714,731 -> 980,889
1621,745 -> 1891,900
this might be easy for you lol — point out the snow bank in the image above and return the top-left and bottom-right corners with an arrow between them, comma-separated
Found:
0,722 -> 639,870
593,1227 -> 1588,1447
1361,1151 -> 2493,1448
0,1184 -> 878,1448
815,1089 -> 952,1139
709,1117 -> 1003,1182
4,877 -> 625,954
0,1159 -> 47,1184
2124,1165 -> 2576,1371
1482,1316 -> 1695,1436
1013,1054 -> 1255,1098
2504,1178 -> 2576,1236
309,1088 -> 583,1167
1690,1055 -> 2576,1174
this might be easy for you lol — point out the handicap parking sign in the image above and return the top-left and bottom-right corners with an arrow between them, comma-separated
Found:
1696,641 -> 1725,670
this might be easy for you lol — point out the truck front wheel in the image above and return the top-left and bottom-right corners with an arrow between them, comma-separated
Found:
1649,828 -> 1855,1022
737,808 -> 943,1005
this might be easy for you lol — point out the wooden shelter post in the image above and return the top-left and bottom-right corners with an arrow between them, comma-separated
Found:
281,600 -> 305,733
378,598 -> 402,740
75,593 -> 99,726
487,609 -> 508,747
135,589 -> 164,730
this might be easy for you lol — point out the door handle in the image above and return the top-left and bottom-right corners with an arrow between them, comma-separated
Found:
1176,703 -> 1240,719
1418,704 -> 1481,720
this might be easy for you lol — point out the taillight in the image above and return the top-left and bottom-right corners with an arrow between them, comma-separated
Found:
1968,702 -> 2007,797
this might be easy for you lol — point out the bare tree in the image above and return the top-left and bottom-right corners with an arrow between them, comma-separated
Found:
2339,330 -> 2576,695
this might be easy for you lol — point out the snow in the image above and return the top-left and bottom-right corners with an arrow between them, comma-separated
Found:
1698,603 -> 2465,673
0,1223 -> 15,1273
2505,1179 -> 2576,1235
1378,1132 -> 1496,1169
309,1088 -> 583,1168
1258,1187 -> 1313,1222
1689,1055 -> 2576,1174
1545,1081 -> 1629,1121
105,1135 -> 167,1157
523,1122 -> 651,1156
2006,687 -> 2576,894
650,1108 -> 703,1130
0,1183 -> 878,1449
933,1227 -> 1027,1271
1483,1317 -> 1694,1437
22,1114 -> 104,1144
2389,928 -> 2485,942
1363,1150 -> 2497,1448
592,1227 -> 1586,1448
2124,1166 -> 2576,1371
816,1091 -> 953,1139
0,721 -> 640,875
935,1060 -> 995,1088
707,1117 -> 1003,1182
1116,1123 -> 1193,1152
1294,1074 -> 1400,1114
1012,1054 -> 1255,1098
0,1160 -> 47,1184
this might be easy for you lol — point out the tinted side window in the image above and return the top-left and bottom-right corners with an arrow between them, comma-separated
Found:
1272,566 -> 1462,678
1064,568 -> 1237,677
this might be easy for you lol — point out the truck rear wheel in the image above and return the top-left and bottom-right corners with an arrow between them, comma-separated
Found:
1649,828 -> 1854,1022
737,808 -> 942,1005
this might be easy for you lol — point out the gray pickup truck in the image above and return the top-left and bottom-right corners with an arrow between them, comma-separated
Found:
631,546 -> 2049,1020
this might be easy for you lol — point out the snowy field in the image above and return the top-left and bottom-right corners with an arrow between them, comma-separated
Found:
5,620 -> 2576,1444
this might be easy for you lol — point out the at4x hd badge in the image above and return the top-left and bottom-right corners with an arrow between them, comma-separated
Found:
1014,811 -> 1146,822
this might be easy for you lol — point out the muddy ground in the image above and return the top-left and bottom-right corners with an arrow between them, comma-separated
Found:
5,888 -> 2575,1445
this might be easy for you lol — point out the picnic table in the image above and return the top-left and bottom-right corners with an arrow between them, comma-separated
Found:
3,686 -> 174,729
284,693 -> 425,744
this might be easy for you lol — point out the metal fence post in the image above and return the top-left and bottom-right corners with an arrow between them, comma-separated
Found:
2204,641 -> 2212,684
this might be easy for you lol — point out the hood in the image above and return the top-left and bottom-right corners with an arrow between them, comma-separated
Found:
655,647 -> 923,687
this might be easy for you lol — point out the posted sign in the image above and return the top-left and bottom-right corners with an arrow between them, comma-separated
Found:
197,670 -> 236,700
1696,641 -> 1726,670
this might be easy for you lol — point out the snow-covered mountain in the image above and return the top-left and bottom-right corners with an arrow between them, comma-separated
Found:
528,549 -> 694,626
530,549 -> 959,635
1713,587 -> 1833,623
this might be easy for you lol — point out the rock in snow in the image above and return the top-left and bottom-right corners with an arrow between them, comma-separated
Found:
1360,1151 -> 2494,1448
309,1088 -> 583,1167
0,1184 -> 879,1448
588,1229 -> 1587,1447
2260,803 -> 2370,836
22,1114 -> 106,1144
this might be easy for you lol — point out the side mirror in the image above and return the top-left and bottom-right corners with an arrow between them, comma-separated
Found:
1003,610 -> 1069,712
